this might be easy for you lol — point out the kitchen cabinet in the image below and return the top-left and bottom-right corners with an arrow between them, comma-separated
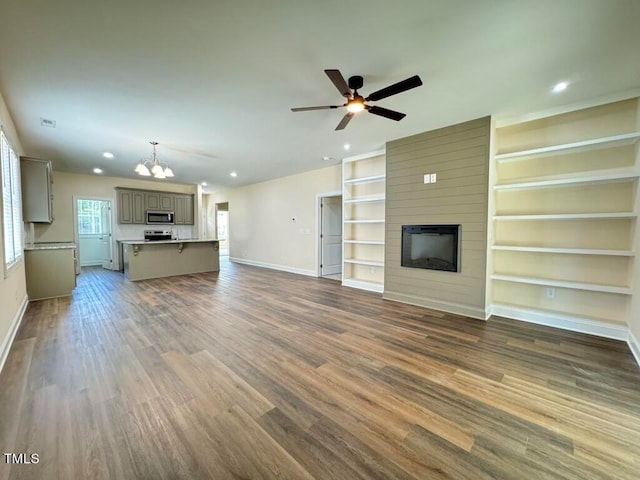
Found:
144,192 -> 174,211
24,244 -> 76,300
174,194 -> 194,225
117,189 -> 145,224
116,188 -> 193,225
20,157 -> 54,223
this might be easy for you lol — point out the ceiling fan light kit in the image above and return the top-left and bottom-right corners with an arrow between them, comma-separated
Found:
291,69 -> 423,130
135,141 -> 174,179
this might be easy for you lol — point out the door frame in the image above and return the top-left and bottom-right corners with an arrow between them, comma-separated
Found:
214,202 -> 229,255
315,190 -> 342,278
73,195 -> 117,273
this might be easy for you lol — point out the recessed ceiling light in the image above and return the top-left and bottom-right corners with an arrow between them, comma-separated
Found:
103,152 -> 114,159
93,168 -> 103,174
201,182 -> 207,187
344,144 -> 350,150
230,171 -> 238,177
552,81 -> 569,93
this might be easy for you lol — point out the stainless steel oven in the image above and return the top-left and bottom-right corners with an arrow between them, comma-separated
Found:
146,210 -> 174,225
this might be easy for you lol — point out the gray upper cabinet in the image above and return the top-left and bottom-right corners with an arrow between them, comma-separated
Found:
116,188 -> 192,225
145,192 -> 174,212
145,192 -> 160,211
174,194 -> 195,225
117,188 -> 145,224
21,157 -> 54,223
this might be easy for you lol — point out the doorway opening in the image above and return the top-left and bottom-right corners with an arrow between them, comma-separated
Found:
74,197 -> 114,272
216,202 -> 229,256
318,193 -> 342,280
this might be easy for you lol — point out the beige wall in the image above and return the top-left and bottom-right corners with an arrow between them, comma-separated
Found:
0,90 -> 28,367
384,117 -> 491,319
208,164 -> 341,274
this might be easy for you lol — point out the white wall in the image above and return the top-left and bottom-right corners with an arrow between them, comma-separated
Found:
0,90 -> 28,371
208,164 -> 341,274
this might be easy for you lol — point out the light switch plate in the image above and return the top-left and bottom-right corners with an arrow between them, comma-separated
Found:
430,173 -> 437,183
423,174 -> 431,184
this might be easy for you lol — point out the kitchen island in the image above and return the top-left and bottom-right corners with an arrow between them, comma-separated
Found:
120,239 -> 219,281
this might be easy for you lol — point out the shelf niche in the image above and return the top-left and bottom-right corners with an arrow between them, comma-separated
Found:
491,97 -> 640,332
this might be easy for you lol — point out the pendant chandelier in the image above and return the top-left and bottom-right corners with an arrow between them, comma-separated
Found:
134,141 -> 174,179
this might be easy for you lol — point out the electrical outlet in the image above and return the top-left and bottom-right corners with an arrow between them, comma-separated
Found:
545,287 -> 556,299
423,174 -> 431,184
430,173 -> 437,183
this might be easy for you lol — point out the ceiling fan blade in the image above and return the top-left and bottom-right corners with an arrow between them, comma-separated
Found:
291,105 -> 341,112
335,112 -> 355,130
365,75 -> 423,102
325,69 -> 352,98
367,105 -> 406,121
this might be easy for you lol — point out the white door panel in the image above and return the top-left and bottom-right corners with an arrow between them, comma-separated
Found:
321,196 -> 342,276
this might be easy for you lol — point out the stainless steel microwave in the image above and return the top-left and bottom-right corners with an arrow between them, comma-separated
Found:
146,210 -> 174,225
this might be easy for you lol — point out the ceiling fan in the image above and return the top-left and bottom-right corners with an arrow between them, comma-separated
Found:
291,69 -> 423,130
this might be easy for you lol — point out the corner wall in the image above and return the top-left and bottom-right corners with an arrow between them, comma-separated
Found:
208,164 -> 341,275
383,117 -> 491,319
0,90 -> 28,371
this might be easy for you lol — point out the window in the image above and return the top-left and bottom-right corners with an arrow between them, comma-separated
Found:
77,199 -> 103,234
1,129 -> 22,272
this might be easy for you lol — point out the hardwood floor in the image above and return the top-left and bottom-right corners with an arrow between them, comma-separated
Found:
1,258 -> 639,479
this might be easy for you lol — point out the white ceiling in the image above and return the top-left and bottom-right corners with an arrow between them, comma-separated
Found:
0,0 -> 639,191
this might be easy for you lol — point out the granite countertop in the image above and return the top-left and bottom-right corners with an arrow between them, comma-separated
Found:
118,238 -> 219,245
24,242 -> 77,250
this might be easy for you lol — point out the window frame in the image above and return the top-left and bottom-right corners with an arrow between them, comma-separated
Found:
1,127 -> 23,277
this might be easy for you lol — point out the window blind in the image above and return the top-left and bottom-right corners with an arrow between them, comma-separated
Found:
1,129 -> 22,270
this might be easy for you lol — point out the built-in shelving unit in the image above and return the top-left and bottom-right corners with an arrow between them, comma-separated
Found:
342,150 -> 386,293
490,97 -> 640,328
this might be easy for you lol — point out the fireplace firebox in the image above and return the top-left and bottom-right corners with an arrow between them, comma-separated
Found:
401,225 -> 460,272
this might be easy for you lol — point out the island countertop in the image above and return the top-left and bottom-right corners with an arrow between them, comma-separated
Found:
118,238 -> 218,245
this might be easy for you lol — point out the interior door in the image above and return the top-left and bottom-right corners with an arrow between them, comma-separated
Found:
100,201 -> 113,269
321,196 -> 342,276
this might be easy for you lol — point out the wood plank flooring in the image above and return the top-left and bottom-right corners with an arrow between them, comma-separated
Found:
1,258 -> 639,479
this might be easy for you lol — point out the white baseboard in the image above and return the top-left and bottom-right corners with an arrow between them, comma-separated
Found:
490,304 -> 629,341
0,295 -> 28,375
628,329 -> 640,368
383,291 -> 487,320
229,257 -> 317,277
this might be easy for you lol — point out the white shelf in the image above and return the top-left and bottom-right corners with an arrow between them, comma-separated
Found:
344,195 -> 385,204
495,132 -> 640,163
344,239 -> 385,245
492,245 -> 634,256
493,212 -> 636,221
344,219 -> 385,224
344,174 -> 385,185
342,278 -> 384,293
344,258 -> 384,267
494,168 -> 639,190
491,274 -> 632,295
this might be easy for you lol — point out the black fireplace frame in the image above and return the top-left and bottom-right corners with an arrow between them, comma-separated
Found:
401,224 -> 461,272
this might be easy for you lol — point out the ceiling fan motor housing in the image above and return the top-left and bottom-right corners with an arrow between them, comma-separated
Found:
348,75 -> 364,92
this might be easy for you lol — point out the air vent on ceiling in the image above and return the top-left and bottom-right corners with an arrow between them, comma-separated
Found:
40,117 -> 56,128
